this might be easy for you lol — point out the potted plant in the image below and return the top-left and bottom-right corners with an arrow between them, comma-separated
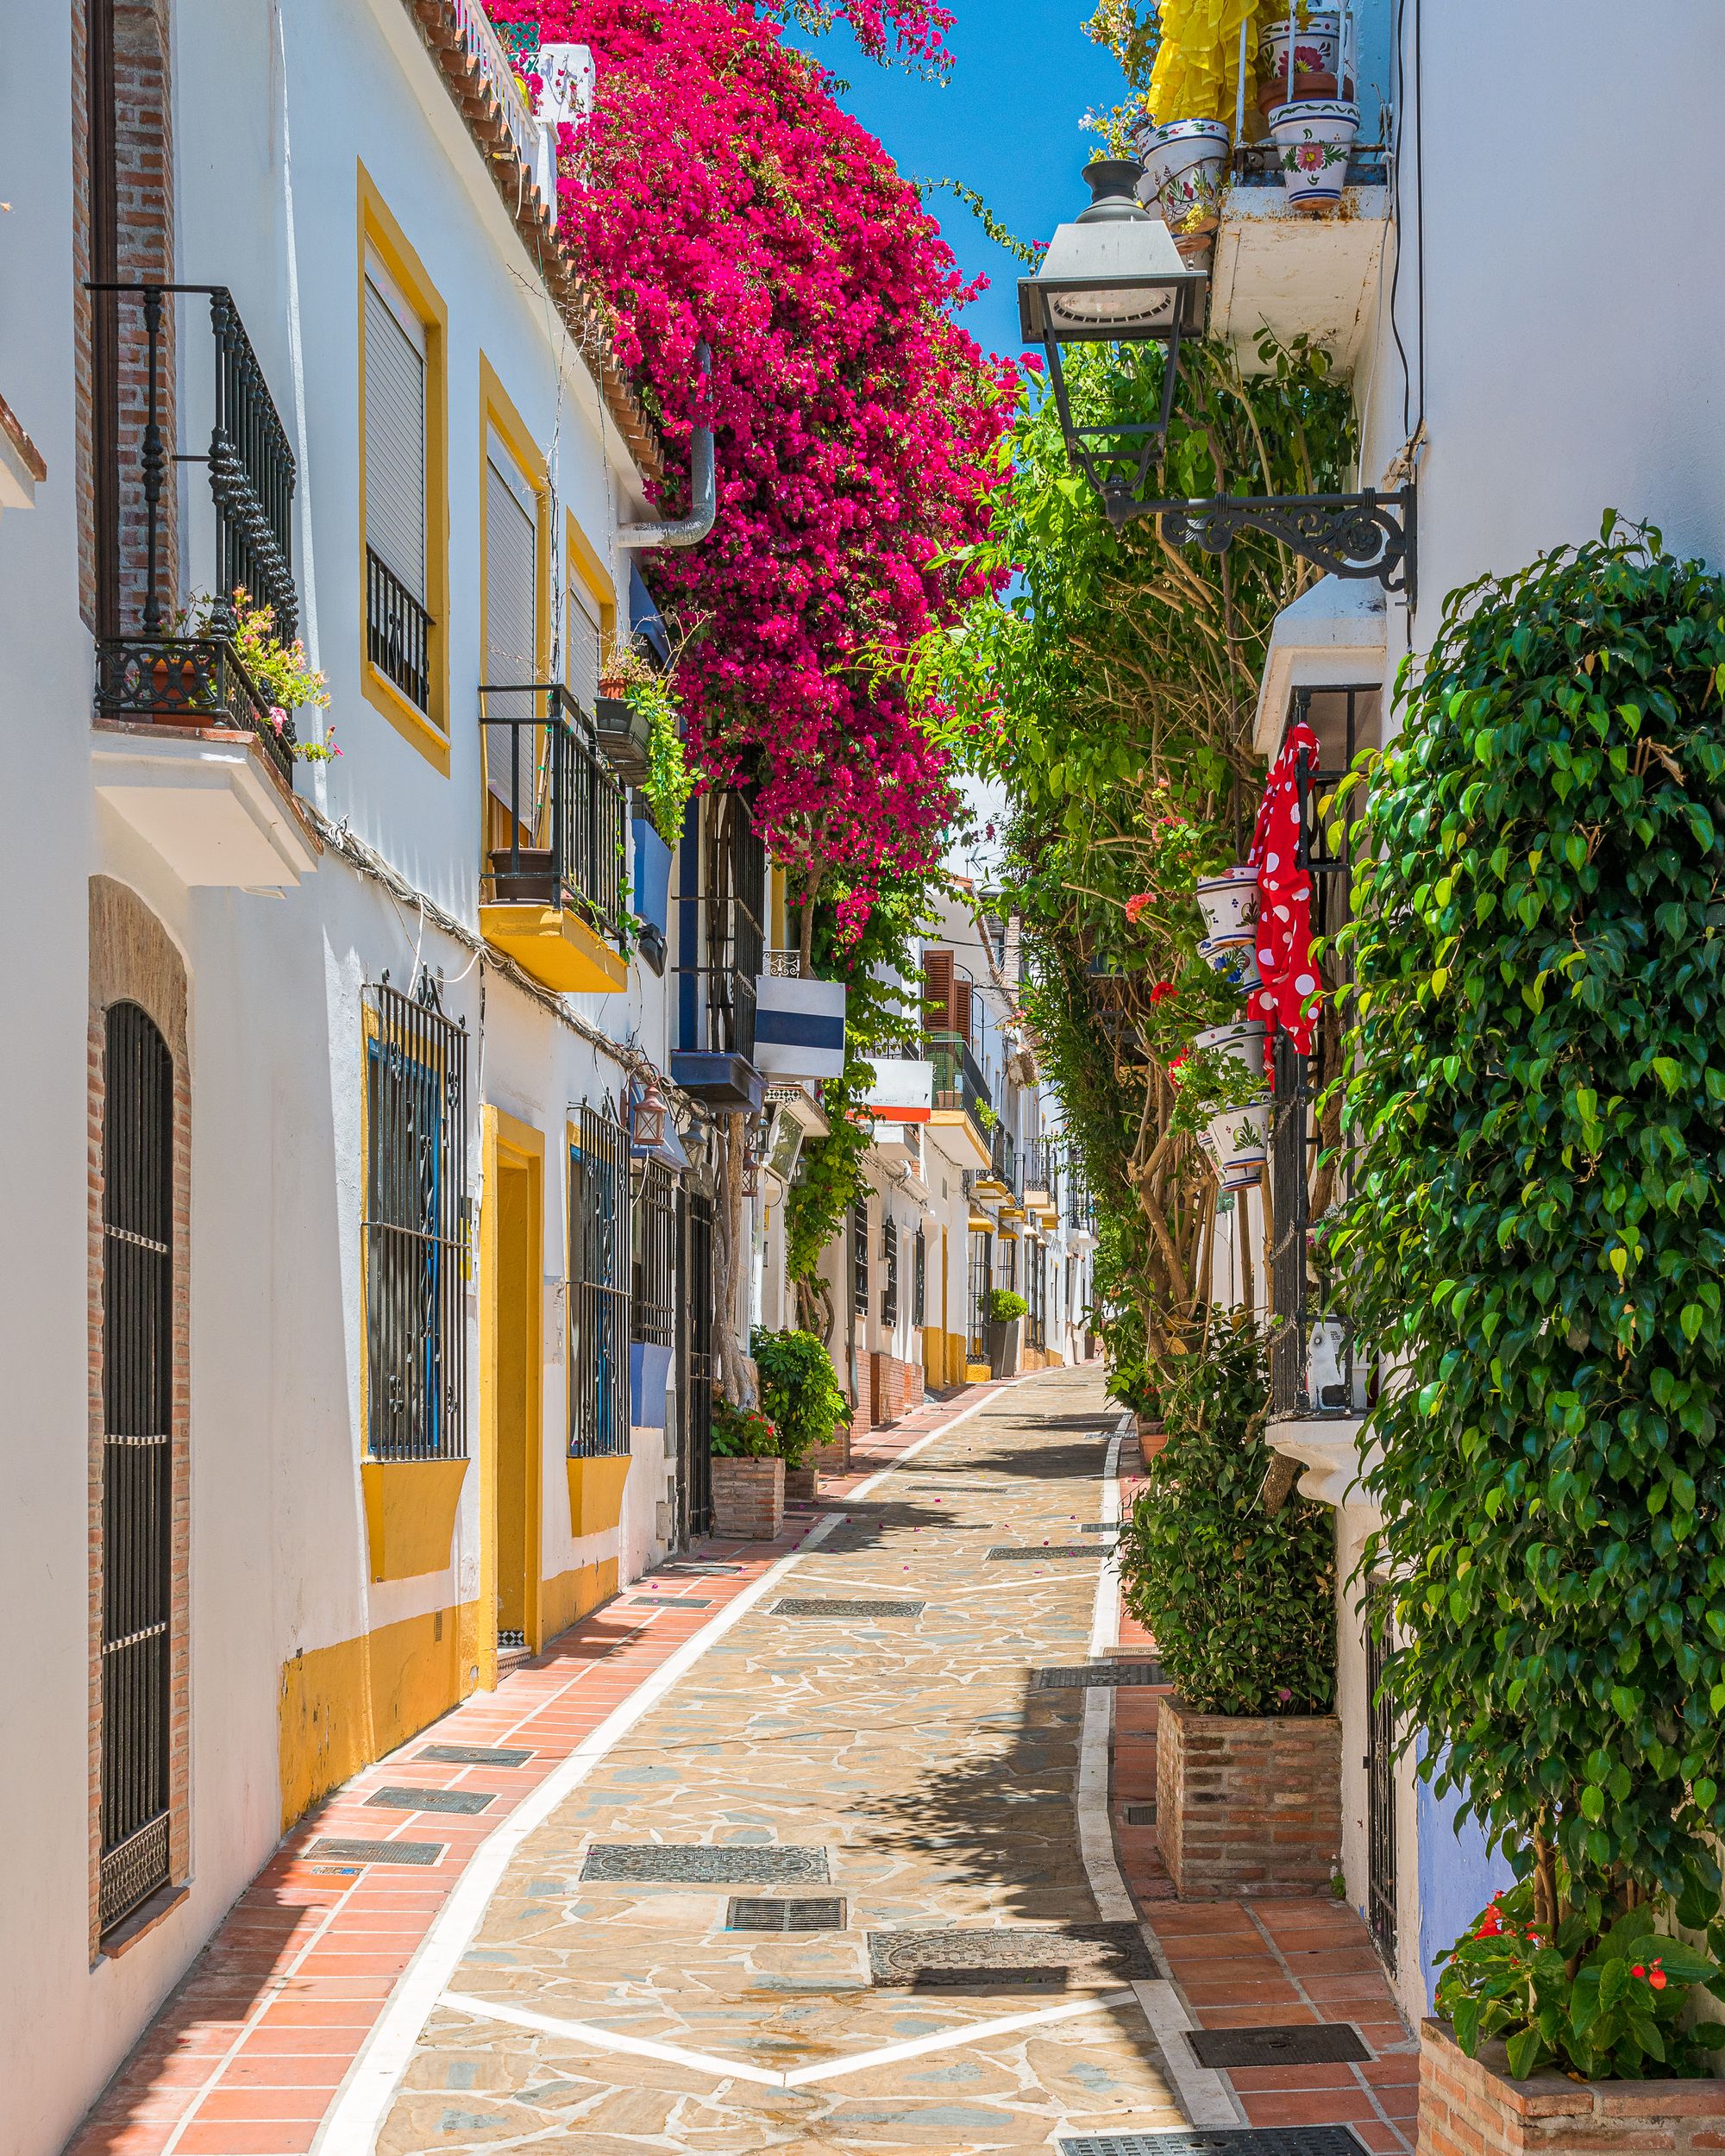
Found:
1257,10 -> 1345,112
1269,98 -> 1359,212
1170,1042 -> 1270,1188
752,1327 -> 846,1503
1193,1017 -> 1267,1078
1132,115 -> 1232,241
708,1401 -> 787,1540
166,587 -> 338,763
593,642 -> 656,782
1197,934 -> 1263,992
985,1288 -> 1027,1379
1115,1320 -> 1339,1898
1193,864 -> 1259,942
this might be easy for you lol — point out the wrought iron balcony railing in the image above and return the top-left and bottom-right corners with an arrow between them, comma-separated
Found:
923,1029 -> 990,1126
991,1120 -> 1019,1199
367,546 -> 433,713
89,283 -> 300,782
480,684 -> 625,933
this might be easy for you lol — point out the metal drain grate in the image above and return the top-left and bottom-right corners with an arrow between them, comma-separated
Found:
366,1786 -> 497,1815
580,1844 -> 831,1884
726,1896 -> 847,1932
417,1744 -> 534,1768
1036,1663 -> 1165,1689
625,1596 -> 714,1610
987,1546 -> 1099,1561
1082,1523 -> 1120,1534
869,1923 -> 1156,1989
1186,2024 -> 1371,2069
1124,1803 -> 1157,1827
1061,2135 -> 1368,2156
306,1838 -> 445,1866
772,1598 -> 925,1618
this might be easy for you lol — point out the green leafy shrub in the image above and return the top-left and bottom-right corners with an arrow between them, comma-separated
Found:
986,1288 -> 1028,1323
751,1328 -> 845,1469
1339,520 -> 1725,1934
1116,1319 -> 1334,1714
1436,1876 -> 1725,2081
710,1401 -> 781,1460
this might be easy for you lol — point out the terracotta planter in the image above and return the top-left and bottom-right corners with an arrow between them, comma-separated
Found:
710,1455 -> 784,1542
1194,1018 -> 1267,1080
1194,866 -> 1259,942
1270,99 -> 1359,211
1132,116 -> 1231,238
1157,1693 -> 1341,1899
1416,2016 -> 1725,2156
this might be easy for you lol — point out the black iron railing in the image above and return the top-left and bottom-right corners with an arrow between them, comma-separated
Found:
924,1030 -> 990,1127
632,1156 -> 677,1349
852,1198 -> 869,1319
967,1230 -> 992,1360
913,1226 -> 925,1330
677,795 -> 766,1067
991,1121 -> 1019,1199
678,1190 -> 715,1542
480,684 -> 625,935
368,546 -> 432,713
89,284 -> 300,783
570,1101 -> 631,1460
881,1216 -> 900,1329
364,976 -> 470,1462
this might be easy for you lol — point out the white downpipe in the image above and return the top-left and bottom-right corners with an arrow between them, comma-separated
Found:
618,344 -> 715,551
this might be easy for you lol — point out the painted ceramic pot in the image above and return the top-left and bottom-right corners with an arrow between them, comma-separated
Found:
1204,1099 -> 1271,1189
1258,13 -> 1343,97
1270,99 -> 1359,210
1198,935 -> 1264,993
1132,116 -> 1231,238
1194,865 -> 1259,942
1194,1018 -> 1268,1080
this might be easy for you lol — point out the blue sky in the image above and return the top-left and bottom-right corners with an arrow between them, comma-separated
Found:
781,3 -> 1129,365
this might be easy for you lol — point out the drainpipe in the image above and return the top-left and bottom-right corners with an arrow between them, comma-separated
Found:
618,343 -> 715,551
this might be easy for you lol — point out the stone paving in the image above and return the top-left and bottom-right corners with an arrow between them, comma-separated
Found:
66,1369 -> 1418,2156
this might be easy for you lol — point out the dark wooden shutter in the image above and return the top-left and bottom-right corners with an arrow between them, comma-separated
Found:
922,949 -> 953,1035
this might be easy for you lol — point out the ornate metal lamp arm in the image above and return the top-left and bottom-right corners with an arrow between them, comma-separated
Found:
1114,485 -> 1416,597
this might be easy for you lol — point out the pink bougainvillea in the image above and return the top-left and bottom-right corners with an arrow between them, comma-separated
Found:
488,0 -> 1013,928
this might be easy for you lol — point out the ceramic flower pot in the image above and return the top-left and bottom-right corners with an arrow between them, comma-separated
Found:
1194,1018 -> 1267,1079
1132,116 -> 1231,239
1203,1099 -> 1271,1189
1198,935 -> 1264,993
1258,13 -> 1344,103
1270,99 -> 1359,211
1194,865 -> 1259,942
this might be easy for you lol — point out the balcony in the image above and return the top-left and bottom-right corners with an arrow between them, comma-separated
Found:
478,685 -> 627,993
671,966 -> 762,1109
754,950 -> 847,1083
672,793 -> 766,1110
90,285 -> 317,888
923,1031 -> 993,1169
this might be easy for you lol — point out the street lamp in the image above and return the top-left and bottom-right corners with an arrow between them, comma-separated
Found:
1018,160 -> 1206,523
1020,163 -> 1414,595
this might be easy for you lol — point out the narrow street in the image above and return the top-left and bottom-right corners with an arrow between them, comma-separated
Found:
72,1371 -> 1416,2155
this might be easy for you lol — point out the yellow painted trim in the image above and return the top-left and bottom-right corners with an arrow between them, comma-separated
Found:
568,1454 -> 633,1538
479,904 -> 628,993
931,1107 -> 993,1169
360,1457 -> 469,1581
541,1555 -> 619,1646
278,1600 -> 480,1830
967,1361 -> 994,1383
563,503 -> 617,693
967,1210 -> 993,1233
480,1108 -> 546,1679
357,163 -> 451,768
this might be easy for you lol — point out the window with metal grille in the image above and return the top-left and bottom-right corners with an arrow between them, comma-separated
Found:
570,1100 -> 631,1457
365,978 -> 469,1461
678,1190 -> 715,1541
99,1000 -> 174,1938
912,1227 -> 925,1329
881,1217 -> 900,1328
996,1235 -> 1017,1294
851,1198 -> 869,1318
632,1156 -> 676,1348
1366,1579 -> 1398,1968
363,261 -> 433,713
967,1231 -> 992,1360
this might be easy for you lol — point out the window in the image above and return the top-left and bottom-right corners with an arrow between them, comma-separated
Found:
98,1001 -> 174,1937
364,977 -> 469,1461
881,1216 -> 900,1329
567,573 -> 602,711
570,1101 -> 630,1457
484,436 -> 541,831
851,1198 -> 869,1319
632,1156 -> 676,1348
364,258 -> 432,713
967,1231 -> 992,1360
913,1226 -> 926,1329
996,1235 -> 1017,1294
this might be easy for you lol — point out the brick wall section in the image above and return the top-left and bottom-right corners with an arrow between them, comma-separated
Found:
1417,2019 -> 1725,2156
1157,1693 -> 1341,1900
710,1458 -> 784,1541
810,1426 -> 850,1476
88,877 -> 191,1960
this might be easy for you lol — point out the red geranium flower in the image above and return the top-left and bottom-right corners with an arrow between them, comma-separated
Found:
1150,981 -> 1176,1006
1124,893 -> 1153,925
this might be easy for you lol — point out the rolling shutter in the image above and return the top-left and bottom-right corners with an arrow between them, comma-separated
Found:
567,578 -> 602,711
485,446 -> 538,813
363,271 -> 427,604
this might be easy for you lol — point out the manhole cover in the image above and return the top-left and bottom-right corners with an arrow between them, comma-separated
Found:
1061,2136 -> 1368,2156
1082,1523 -> 1120,1534
580,1845 -> 831,1884
1124,1803 -> 1157,1827
726,1896 -> 847,1932
626,1596 -> 714,1610
986,1546 -> 1098,1560
1186,2024 -> 1371,2069
772,1598 -> 925,1618
1035,1663 -> 1165,1689
869,1924 -> 1156,1988
306,1838 -> 445,1866
366,1786 -> 497,1814
417,1744 -> 534,1768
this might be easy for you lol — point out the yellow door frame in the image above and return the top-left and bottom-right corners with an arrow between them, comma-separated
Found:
480,1106 -> 545,1684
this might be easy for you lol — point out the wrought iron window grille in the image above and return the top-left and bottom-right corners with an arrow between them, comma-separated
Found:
631,1156 -> 677,1349
913,1226 -> 926,1331
570,1099 -> 631,1459
881,1217 -> 900,1329
1366,1576 -> 1398,1967
368,546 -> 433,713
968,1230 -> 993,1359
677,1189 -> 716,1541
480,684 -> 625,934
851,1198 -> 870,1319
86,283 -> 302,780
364,975 -> 471,1463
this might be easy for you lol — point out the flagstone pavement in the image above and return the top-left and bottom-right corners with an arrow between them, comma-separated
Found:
66,1366 -> 1418,2156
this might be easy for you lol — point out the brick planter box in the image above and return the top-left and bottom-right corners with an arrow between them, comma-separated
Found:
711,1457 -> 784,1541
1418,2017 -> 1725,2156
783,1465 -> 819,1504
1156,1692 -> 1341,1898
810,1425 -> 850,1476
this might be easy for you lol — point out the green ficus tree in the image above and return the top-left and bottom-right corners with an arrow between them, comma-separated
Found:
1339,519 -> 1725,1934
